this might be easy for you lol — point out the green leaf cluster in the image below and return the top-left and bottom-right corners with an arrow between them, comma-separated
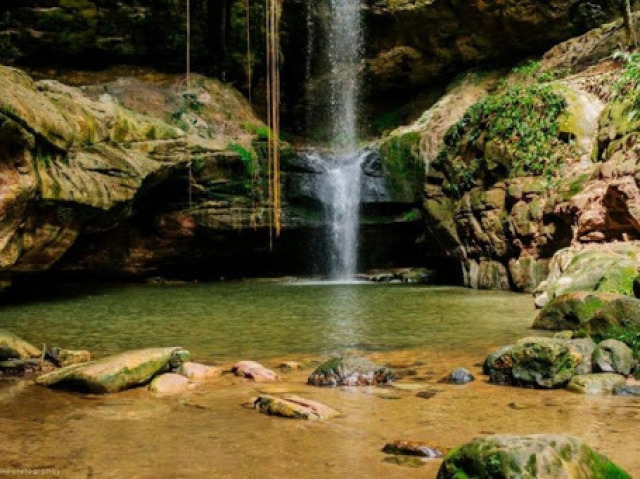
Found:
437,82 -> 574,197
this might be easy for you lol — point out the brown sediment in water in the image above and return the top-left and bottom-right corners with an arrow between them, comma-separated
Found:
1,347 -> 639,478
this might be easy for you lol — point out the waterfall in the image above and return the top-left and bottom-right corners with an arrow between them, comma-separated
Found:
322,0 -> 364,280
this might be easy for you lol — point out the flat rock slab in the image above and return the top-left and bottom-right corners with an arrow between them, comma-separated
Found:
176,362 -> 221,381
253,394 -> 339,420
437,434 -> 631,478
307,356 -> 395,387
382,440 -> 448,458
232,361 -> 278,382
36,347 -> 190,394
0,329 -> 41,360
150,373 -> 190,397
566,373 -> 626,395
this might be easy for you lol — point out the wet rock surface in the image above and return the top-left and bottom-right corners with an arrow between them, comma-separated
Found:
253,395 -> 339,420
232,361 -> 279,382
307,356 -> 395,387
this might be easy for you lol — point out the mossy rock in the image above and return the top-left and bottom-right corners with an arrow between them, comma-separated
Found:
437,434 -> 631,478
36,347 -> 190,394
510,337 -> 576,388
534,292 -> 640,334
0,329 -> 41,361
543,250 -> 639,301
307,356 -> 395,387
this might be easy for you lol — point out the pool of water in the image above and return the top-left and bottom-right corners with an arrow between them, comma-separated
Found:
1,282 -> 638,478
0,282 -> 536,361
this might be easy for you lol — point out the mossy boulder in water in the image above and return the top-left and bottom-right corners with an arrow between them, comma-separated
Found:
484,338 -> 579,388
437,434 -> 631,478
511,337 -> 576,388
307,356 -> 395,387
36,347 -> 190,393
0,329 -> 41,360
534,292 -> 640,334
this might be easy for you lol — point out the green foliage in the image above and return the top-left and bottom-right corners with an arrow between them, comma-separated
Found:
437,82 -> 574,197
612,50 -> 640,120
242,122 -> 273,141
227,142 -> 260,192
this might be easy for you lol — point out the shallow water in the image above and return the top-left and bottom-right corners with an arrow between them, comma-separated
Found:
1,282 -> 639,478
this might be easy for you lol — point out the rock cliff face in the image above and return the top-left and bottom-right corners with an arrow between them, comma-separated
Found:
379,14 -> 640,291
0,64 -> 422,288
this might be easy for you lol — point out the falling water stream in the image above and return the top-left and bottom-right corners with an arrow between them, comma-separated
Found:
313,0 -> 365,280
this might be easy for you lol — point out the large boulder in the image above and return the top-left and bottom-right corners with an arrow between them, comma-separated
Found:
437,434 -> 631,478
535,247 -> 640,308
308,356 -> 395,387
510,337 -> 576,389
534,292 -> 640,334
0,329 -> 41,360
36,347 -> 190,394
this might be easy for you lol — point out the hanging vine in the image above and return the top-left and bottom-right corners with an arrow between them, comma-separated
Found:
266,0 -> 281,239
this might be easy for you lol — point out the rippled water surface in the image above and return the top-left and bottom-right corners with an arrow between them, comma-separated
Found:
0,282 -> 638,478
0,282 -> 536,361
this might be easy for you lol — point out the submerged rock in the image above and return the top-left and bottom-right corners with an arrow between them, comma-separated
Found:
0,329 -> 41,360
593,339 -> 634,376
232,361 -> 279,382
437,434 -> 631,478
46,348 -> 91,367
253,395 -> 338,420
150,373 -> 190,397
443,368 -> 474,385
566,373 -> 626,395
382,440 -> 448,458
613,384 -> 640,396
307,356 -> 395,387
278,361 -> 303,371
36,347 -> 190,394
176,362 -> 221,381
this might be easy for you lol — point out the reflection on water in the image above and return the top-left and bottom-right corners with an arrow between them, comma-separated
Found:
0,283 -> 536,361
1,282 -> 638,478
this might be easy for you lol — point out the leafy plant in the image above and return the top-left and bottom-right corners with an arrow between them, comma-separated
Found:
612,50 -> 640,120
437,82 -> 575,197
